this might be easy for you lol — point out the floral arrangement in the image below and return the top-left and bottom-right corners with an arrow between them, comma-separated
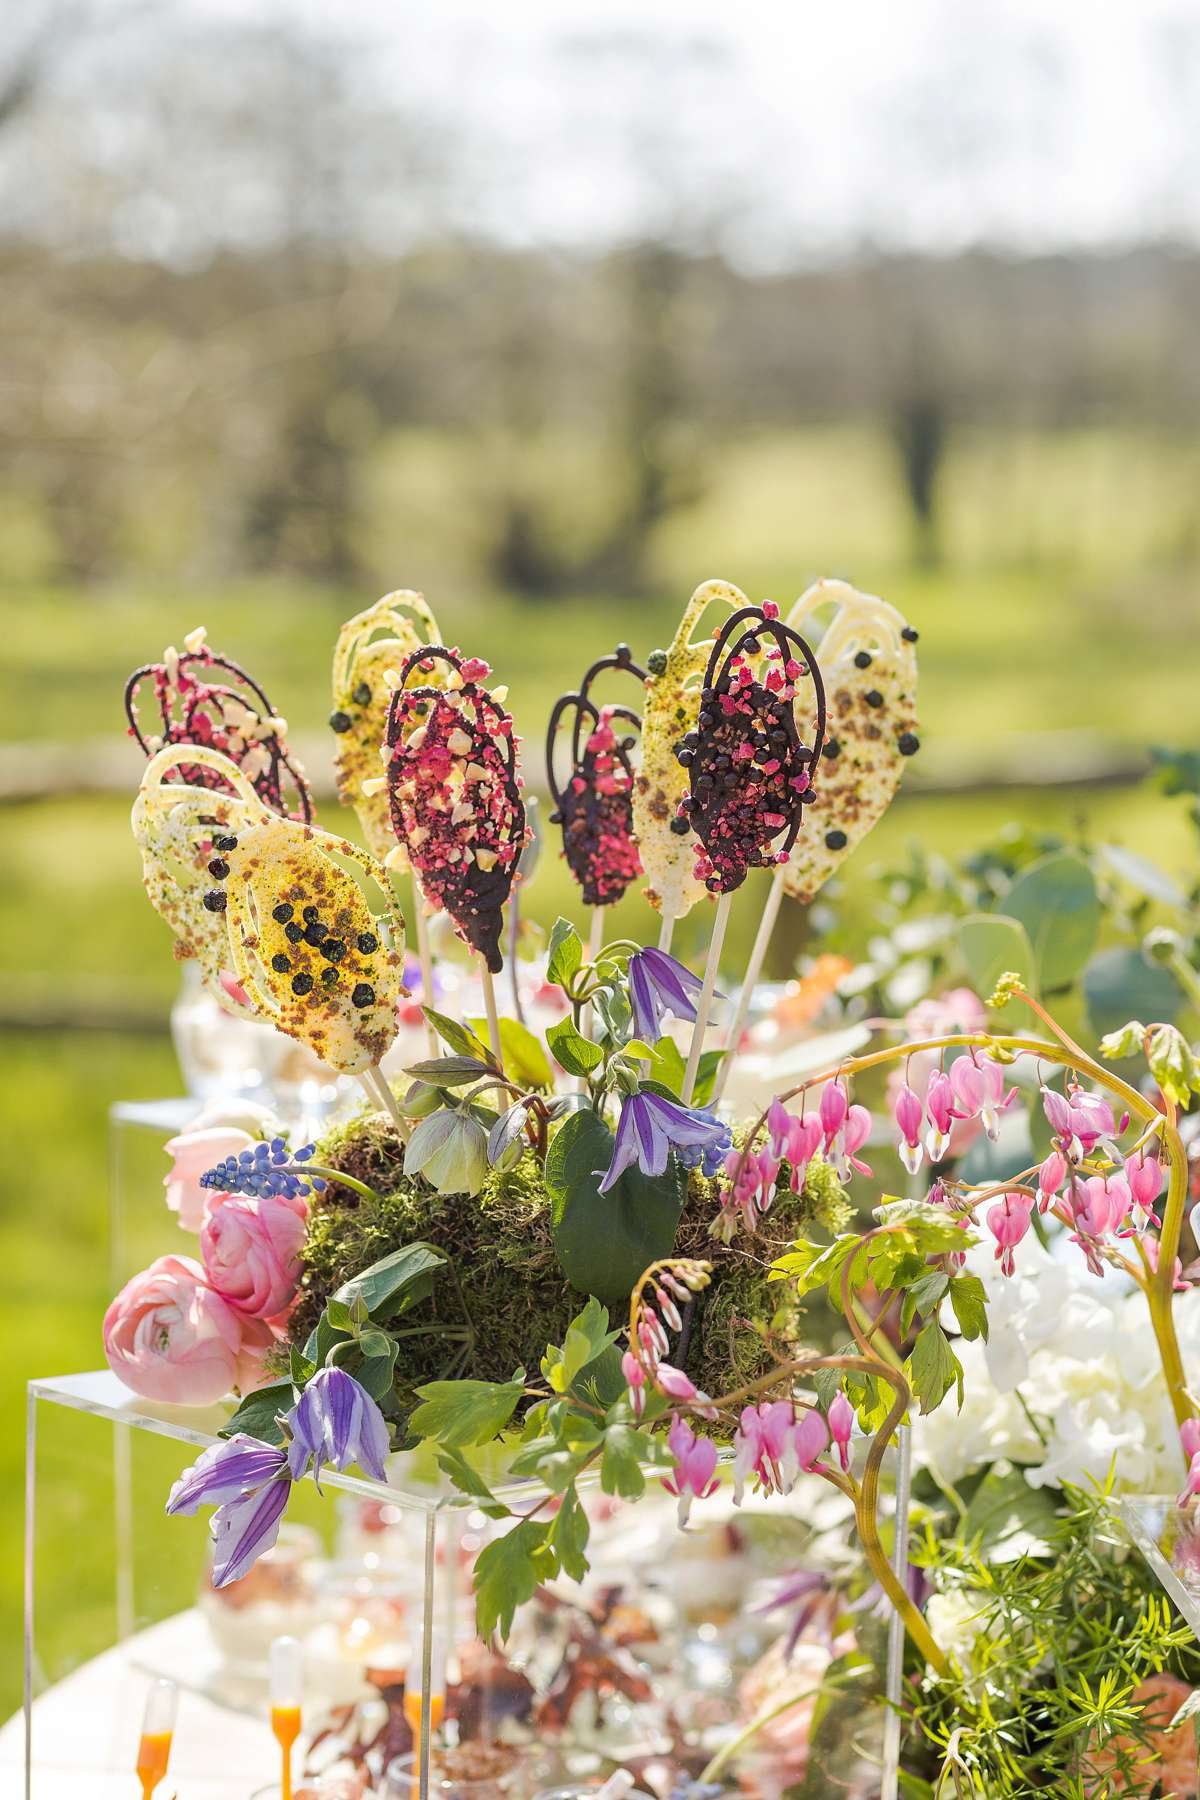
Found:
101,581 -> 1200,1794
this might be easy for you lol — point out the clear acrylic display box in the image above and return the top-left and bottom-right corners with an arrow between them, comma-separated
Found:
19,1364 -> 862,1800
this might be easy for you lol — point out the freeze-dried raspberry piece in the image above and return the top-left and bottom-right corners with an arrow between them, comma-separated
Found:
385,646 -> 527,972
675,607 -> 825,894
125,626 -> 312,821
546,643 -> 646,908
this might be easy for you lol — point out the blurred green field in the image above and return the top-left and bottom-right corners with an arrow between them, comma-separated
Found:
5,508 -> 1200,1719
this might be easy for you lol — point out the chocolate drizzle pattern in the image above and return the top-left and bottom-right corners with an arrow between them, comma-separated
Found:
676,604 -> 825,894
385,646 -> 527,974
546,643 -> 646,908
125,635 -> 312,821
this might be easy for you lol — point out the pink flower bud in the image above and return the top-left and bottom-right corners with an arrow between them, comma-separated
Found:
621,1350 -> 645,1388
925,1069 -> 955,1158
767,1098 -> 793,1161
819,1080 -> 848,1146
655,1285 -> 683,1332
794,1406 -> 830,1472
828,1390 -> 855,1472
1038,1151 -> 1066,1211
654,1362 -> 698,1401
894,1084 -> 924,1174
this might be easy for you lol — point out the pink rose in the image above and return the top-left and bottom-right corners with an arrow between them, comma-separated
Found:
164,1128 -> 256,1232
200,1192 -> 307,1319
103,1255 -> 276,1406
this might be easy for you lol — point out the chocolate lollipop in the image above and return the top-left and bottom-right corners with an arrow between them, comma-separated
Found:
676,603 -> 825,893
546,644 -> 646,908
384,647 -> 526,975
782,579 -> 919,902
125,626 -> 313,821
329,591 -> 444,861
133,743 -> 267,1018
632,579 -> 745,943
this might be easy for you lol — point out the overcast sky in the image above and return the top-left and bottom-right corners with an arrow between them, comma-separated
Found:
167,0 -> 1200,264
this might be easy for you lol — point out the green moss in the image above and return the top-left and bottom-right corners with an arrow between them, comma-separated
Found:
290,1106 -> 850,1415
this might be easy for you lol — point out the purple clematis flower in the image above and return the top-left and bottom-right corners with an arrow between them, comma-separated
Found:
627,947 -> 722,1043
166,1433 -> 291,1586
286,1365 -> 391,1486
599,1088 -> 731,1193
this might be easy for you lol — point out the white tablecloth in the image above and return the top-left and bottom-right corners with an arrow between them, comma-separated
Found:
0,1610 -> 284,1799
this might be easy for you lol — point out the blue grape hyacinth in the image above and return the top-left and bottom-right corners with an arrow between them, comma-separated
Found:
200,1137 -> 326,1202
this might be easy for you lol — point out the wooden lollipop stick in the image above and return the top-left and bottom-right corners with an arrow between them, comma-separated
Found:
711,865 -> 786,1104
479,958 -> 504,1069
579,907 -> 606,1045
412,872 -> 438,1057
657,914 -> 675,953
360,1067 -> 408,1137
681,890 -> 733,1106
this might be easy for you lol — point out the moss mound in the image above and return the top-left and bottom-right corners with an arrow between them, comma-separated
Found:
291,1107 -> 852,1412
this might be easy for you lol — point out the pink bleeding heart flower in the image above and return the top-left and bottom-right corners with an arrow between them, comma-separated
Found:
1179,1451 -> 1200,1505
948,1056 -> 986,1118
767,1098 -> 795,1161
1182,1419 -> 1200,1466
819,1081 -> 848,1150
622,1350 -> 646,1416
794,1406 -> 830,1472
987,1193 -> 1033,1277
661,1415 -> 720,1526
1070,1086 -> 1116,1152
827,1390 -> 855,1473
654,1362 -> 699,1402
894,1084 -> 924,1175
1128,1153 -> 1164,1222
1142,1236 -> 1188,1291
1037,1151 -> 1067,1213
785,1115 -> 823,1191
839,1105 -> 873,1178
733,1401 -> 799,1501
976,1056 -> 1017,1142
925,1069 -> 956,1161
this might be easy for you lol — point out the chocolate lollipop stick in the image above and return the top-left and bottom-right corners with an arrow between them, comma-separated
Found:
546,643 -> 646,910
125,626 -> 312,822
385,647 -> 526,975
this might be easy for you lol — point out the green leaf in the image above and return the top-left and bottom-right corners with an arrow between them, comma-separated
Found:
422,1006 -> 496,1066
356,1340 -> 400,1401
959,1465 -> 1059,1553
404,1055 -> 494,1087
466,1016 -> 554,1090
332,1241 -> 447,1323
546,917 -> 584,989
304,1309 -> 351,1369
902,1269 -> 950,1336
906,1320 -> 963,1415
219,1380 -> 293,1445
958,912 -> 1037,1011
1099,843 -> 1189,910
1001,851 -> 1099,992
289,1345 -> 316,1385
813,1366 -> 843,1414
546,1483 -> 590,1583
601,1423 -> 647,1500
546,1108 -> 688,1304
474,1518 -> 552,1639
409,1373 -> 526,1447
435,1446 -> 511,1519
324,1299 -> 355,1333
1084,949 -> 1184,1040
646,1036 -> 725,1106
546,1017 -> 604,1077
358,1326 -> 393,1358
1146,1024 -> 1200,1109
577,1343 -> 628,1409
541,1297 -> 620,1393
948,1274 -> 989,1342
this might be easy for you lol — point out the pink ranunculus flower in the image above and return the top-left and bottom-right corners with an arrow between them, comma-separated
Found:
103,1255 -> 275,1406
164,1127 -> 257,1232
200,1192 -> 308,1319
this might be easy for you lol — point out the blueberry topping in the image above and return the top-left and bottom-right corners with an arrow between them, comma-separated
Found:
271,953 -> 291,973
901,625 -> 919,642
285,921 -> 304,943
302,905 -> 319,924
854,650 -> 873,669
822,739 -> 840,759
357,932 -> 379,955
291,972 -> 314,996
207,857 -> 229,880
669,816 -> 691,835
898,732 -> 920,756
303,921 -> 328,946
202,890 -> 227,912
321,938 -> 346,962
329,710 -> 353,733
825,829 -> 849,850
865,690 -> 884,708
321,967 -> 339,985
272,903 -> 294,923
351,982 -> 376,1008
212,834 -> 238,852
352,681 -> 371,706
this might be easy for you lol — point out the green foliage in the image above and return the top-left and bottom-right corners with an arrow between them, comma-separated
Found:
403,1055 -> 494,1087
644,1035 -> 724,1107
1002,850 -> 1099,991
958,913 -> 1037,1010
332,1242 -> 447,1322
545,1017 -> 603,1077
1101,1020 -> 1200,1108
546,917 -> 583,989
546,1109 -> 688,1303
468,1016 -> 554,1090
422,1007 -> 496,1067
1083,947 -> 1184,1038
540,1296 -> 620,1394
907,1484 -> 1200,1799
221,1379 -> 293,1445
409,1373 -> 526,1446
905,1319 -> 963,1414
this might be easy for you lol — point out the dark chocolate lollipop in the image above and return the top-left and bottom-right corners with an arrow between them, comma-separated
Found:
124,625 -> 313,821
385,646 -> 526,974
675,602 -> 825,894
546,643 -> 647,908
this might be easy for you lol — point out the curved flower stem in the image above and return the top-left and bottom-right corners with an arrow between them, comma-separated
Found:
282,1163 -> 381,1203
